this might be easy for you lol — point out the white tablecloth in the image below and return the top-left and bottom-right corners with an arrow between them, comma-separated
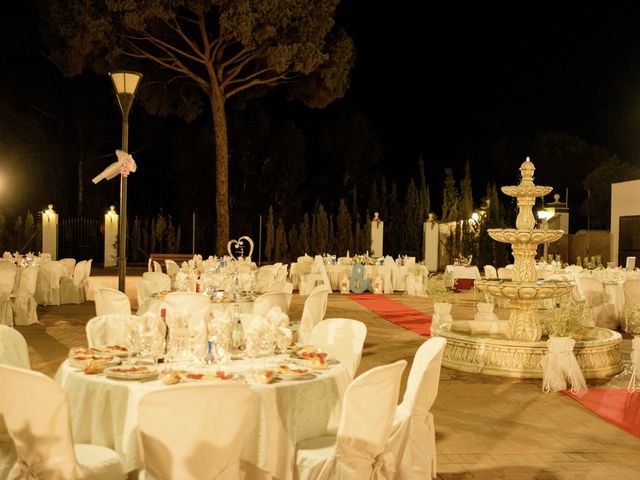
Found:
56,358 -> 350,478
443,265 -> 481,288
137,295 -> 254,317
290,263 -> 411,291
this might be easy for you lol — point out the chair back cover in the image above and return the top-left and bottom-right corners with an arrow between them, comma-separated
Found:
12,266 -> 39,326
334,360 -> 406,478
136,279 -> 158,310
297,284 -> 330,344
59,258 -> 76,277
142,272 -> 172,293
0,365 -> 85,479
310,318 -> 367,378
71,260 -> 87,286
35,261 -> 65,305
0,269 -> 16,326
153,261 -> 162,273
137,382 -> 252,480
578,277 -> 606,307
94,287 -> 132,317
275,264 -> 289,283
388,338 -> 447,480
84,259 -> 93,279
165,259 -> 181,277
0,325 -> 30,369
253,291 -> 292,316
483,265 -> 498,279
86,314 -> 137,348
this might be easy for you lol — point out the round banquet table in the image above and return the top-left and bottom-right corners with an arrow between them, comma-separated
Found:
55,357 -> 350,479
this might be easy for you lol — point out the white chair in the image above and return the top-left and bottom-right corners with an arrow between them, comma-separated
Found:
136,279 -> 159,314
297,284 -> 330,345
0,269 -> 15,326
254,291 -> 292,316
309,318 -> 367,378
137,382 -> 251,480
60,260 -> 88,304
164,292 -> 211,348
577,277 -> 617,329
295,359 -> 407,479
484,265 -> 498,279
623,279 -> 640,307
94,287 -> 132,317
0,325 -> 30,369
59,258 -> 77,277
143,271 -> 172,293
275,264 -> 289,283
255,265 -> 278,293
12,266 -> 38,326
0,365 -> 125,479
86,314 -> 133,348
34,261 -> 65,306
153,260 -> 162,273
165,259 -> 181,277
388,337 -> 447,480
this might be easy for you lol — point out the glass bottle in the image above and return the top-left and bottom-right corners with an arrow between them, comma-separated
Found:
230,303 -> 244,353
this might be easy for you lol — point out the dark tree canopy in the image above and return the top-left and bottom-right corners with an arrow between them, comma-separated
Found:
40,0 -> 355,253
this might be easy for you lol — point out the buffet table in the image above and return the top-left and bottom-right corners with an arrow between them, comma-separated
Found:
55,358 -> 350,478
444,265 -> 481,289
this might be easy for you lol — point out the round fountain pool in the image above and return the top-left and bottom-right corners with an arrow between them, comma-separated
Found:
431,321 -> 623,379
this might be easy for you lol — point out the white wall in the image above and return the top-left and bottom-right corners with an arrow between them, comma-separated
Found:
610,179 -> 640,265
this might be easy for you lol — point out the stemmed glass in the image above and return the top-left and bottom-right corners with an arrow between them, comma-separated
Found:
258,331 -> 275,371
207,320 -> 231,365
125,318 -> 143,366
245,331 -> 260,373
275,329 -> 293,364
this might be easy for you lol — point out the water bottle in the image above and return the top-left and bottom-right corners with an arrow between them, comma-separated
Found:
230,304 -> 244,353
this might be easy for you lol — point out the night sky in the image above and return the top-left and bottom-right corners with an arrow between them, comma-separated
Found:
2,2 -> 640,230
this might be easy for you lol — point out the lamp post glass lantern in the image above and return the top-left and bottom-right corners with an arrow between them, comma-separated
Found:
110,71 -> 142,292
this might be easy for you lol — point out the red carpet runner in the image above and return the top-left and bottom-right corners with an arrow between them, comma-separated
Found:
348,293 -> 432,336
565,388 -> 640,439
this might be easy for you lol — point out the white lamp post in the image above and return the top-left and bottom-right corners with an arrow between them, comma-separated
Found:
109,71 -> 142,292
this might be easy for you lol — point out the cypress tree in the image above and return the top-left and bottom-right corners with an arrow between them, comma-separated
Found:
460,159 -> 473,220
288,223 -> 300,259
442,168 -> 459,222
264,206 -> 275,262
299,213 -> 311,255
404,179 -> 421,255
417,156 -> 430,222
336,199 -> 353,255
274,218 -> 288,261
314,203 -> 329,254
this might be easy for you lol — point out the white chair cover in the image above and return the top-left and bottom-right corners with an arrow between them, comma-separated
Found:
86,314 -> 137,348
541,337 -> 587,394
34,261 -> 65,305
388,337 -> 447,480
254,291 -> 292,316
12,266 -> 38,326
94,287 -> 132,317
497,267 -> 512,280
483,265 -> 498,279
165,292 -> 211,349
577,277 -> 617,329
255,265 -> 278,293
295,360 -> 407,480
309,318 -> 367,379
0,269 -> 15,326
165,259 -> 181,277
0,365 -> 125,480
297,285 -> 330,345
0,325 -> 30,369
275,264 -> 289,283
153,261 -> 162,273
142,272 -> 172,293
136,279 -> 159,314
59,258 -> 77,277
60,260 -> 88,304
137,382 -> 251,480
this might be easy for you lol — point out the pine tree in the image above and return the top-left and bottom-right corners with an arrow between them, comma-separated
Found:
274,218 -> 288,261
417,156 -> 431,222
23,211 -> 36,252
264,206 -> 275,262
460,159 -> 473,220
288,224 -> 300,259
362,214 -> 372,254
166,215 -> 177,252
404,179 -> 421,256
314,203 -> 329,254
336,199 -> 353,255
327,215 -> 336,254
442,168 -> 459,222
299,214 -> 311,255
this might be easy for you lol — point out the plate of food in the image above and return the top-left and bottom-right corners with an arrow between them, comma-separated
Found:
253,369 -> 276,384
90,345 -> 129,357
104,365 -> 159,380
181,370 -> 238,382
68,350 -> 120,368
276,364 -> 313,379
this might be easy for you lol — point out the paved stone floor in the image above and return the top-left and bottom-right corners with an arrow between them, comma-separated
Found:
15,270 -> 640,479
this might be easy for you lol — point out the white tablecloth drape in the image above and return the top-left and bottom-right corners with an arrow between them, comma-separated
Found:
56,359 -> 350,478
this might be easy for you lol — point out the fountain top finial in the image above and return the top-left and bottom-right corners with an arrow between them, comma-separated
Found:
519,157 -> 535,185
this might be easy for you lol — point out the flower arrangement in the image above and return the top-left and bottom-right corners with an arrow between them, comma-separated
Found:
542,303 -> 587,338
454,254 -> 473,267
427,274 -> 453,303
351,253 -> 376,265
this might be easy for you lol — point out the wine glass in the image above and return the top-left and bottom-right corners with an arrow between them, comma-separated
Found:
275,329 -> 293,364
245,331 -> 260,373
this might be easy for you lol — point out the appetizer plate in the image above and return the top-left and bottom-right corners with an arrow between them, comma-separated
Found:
104,366 -> 159,380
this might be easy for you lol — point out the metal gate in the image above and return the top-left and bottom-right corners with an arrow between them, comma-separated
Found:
59,218 -> 103,262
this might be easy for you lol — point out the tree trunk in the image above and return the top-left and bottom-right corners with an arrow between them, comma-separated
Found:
210,87 -> 229,255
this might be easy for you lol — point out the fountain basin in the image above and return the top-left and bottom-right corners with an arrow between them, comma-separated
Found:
475,279 -> 573,300
487,228 -> 564,245
432,321 -> 622,379
502,185 -> 553,197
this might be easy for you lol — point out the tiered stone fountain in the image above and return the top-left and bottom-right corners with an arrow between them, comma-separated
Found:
432,158 -> 622,378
